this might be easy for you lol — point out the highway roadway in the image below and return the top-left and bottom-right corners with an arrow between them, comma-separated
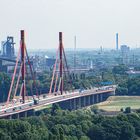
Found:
0,85 -> 116,117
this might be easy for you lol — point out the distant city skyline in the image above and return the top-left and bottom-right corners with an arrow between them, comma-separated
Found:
0,0 -> 140,50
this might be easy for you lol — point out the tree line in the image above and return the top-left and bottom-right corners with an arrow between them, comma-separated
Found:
0,105 -> 140,140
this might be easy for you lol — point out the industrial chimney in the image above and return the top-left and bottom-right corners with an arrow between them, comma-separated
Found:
116,33 -> 119,51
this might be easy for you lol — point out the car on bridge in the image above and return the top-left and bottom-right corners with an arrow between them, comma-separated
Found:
12,99 -> 17,104
34,99 -> 39,105
79,88 -> 85,93
29,103 -> 33,106
43,95 -> 47,98
13,107 -> 17,111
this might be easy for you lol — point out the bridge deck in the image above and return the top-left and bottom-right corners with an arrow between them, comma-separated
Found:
0,85 -> 116,118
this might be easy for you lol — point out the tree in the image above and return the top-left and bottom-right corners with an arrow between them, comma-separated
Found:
0,130 -> 11,140
80,136 -> 90,140
0,72 -> 11,102
88,125 -> 105,140
90,105 -> 99,114
112,65 -> 128,75
116,86 -> 128,95
101,119 -> 121,140
120,123 -> 135,140
25,116 -> 45,127
51,104 -> 61,116
125,107 -> 131,114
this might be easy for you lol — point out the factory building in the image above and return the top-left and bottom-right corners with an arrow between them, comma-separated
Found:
1,36 -> 15,58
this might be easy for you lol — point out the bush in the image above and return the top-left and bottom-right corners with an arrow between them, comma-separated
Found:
120,108 -> 124,112
125,107 -> 131,113
90,105 -> 99,114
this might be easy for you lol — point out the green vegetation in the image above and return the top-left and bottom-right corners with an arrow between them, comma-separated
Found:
34,104 -> 52,111
0,73 -> 10,102
97,96 -> 140,111
1,105 -> 140,140
112,64 -> 128,75
0,59 -> 140,139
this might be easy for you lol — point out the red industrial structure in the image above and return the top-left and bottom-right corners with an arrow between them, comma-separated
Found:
49,32 -> 72,95
21,30 -> 25,103
6,31 -> 72,106
6,30 -> 38,106
59,32 -> 63,95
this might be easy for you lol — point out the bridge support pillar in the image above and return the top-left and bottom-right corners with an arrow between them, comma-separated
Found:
94,95 -> 97,103
33,110 -> 35,116
81,97 -> 85,107
19,111 -> 27,118
27,109 -> 35,117
81,97 -> 83,107
7,115 -> 12,119
73,98 -> 76,110
17,113 -> 20,119
98,94 -> 100,102
90,95 -> 94,104
96,94 -> 99,103
83,96 -> 86,107
86,96 -> 90,106
69,99 -> 72,110
75,98 -> 80,109
100,94 -> 103,102
11,113 -> 19,119
85,96 -> 88,106
69,99 -> 76,110
78,97 -> 81,109
88,96 -> 90,106
24,111 -> 27,118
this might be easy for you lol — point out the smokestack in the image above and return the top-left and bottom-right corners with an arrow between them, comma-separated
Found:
74,36 -> 76,70
116,33 -> 119,50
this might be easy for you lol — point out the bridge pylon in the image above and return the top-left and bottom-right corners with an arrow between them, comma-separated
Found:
21,30 -> 25,103
6,30 -> 38,106
49,32 -> 72,95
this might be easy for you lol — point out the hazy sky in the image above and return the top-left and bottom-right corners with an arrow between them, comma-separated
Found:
0,0 -> 140,50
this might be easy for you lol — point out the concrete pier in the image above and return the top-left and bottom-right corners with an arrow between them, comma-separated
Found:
58,91 -> 114,110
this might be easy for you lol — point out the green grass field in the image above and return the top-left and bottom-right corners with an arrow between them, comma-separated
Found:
34,104 -> 52,111
97,96 -> 140,111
